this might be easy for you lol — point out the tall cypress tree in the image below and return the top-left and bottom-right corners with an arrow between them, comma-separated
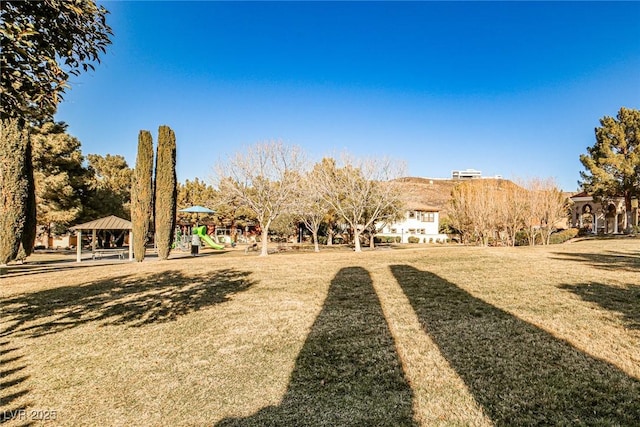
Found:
131,130 -> 154,262
0,118 -> 29,264
154,125 -> 177,260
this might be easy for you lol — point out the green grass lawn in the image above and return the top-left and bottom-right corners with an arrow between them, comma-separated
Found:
1,239 -> 639,426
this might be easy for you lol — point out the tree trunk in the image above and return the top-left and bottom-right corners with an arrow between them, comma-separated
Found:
353,230 -> 362,252
327,229 -> 333,246
312,229 -> 319,252
260,228 -> 269,256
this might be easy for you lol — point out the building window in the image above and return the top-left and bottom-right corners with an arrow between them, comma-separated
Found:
390,228 -> 397,234
419,229 -> 426,234
408,211 -> 416,219
422,212 -> 435,222
408,228 -> 416,234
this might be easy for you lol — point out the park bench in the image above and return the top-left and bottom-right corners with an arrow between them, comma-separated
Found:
92,248 -> 127,260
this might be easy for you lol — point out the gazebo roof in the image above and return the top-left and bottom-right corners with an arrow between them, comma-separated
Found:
570,191 -> 590,199
70,215 -> 132,231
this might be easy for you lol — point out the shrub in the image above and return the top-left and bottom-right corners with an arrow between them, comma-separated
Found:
374,236 -> 387,244
375,236 -> 400,244
549,228 -> 579,244
514,231 -> 543,246
408,236 -> 420,244
577,227 -> 593,237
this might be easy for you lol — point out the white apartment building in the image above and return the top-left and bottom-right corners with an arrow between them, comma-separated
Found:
451,168 -> 482,179
377,202 -> 449,244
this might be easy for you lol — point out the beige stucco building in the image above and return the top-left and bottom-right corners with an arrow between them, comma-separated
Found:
570,192 -> 639,234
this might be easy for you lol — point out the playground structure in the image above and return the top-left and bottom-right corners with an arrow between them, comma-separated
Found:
194,226 -> 225,249
215,228 -> 234,245
173,225 -> 225,251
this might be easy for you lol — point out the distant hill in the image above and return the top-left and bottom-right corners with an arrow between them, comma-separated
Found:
394,177 -> 525,217
394,177 -> 458,215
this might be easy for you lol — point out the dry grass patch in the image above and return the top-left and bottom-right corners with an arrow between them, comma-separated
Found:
1,240 -> 639,425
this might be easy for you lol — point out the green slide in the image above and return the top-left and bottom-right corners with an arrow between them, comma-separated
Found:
193,226 -> 225,250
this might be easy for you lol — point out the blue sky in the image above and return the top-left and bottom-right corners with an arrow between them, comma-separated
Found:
55,1 -> 640,192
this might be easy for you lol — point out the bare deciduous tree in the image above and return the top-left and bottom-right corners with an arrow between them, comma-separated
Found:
450,177 -> 569,246
294,165 -> 332,252
449,180 -> 500,246
497,181 -> 529,246
314,155 -> 405,253
525,177 -> 569,245
449,182 -> 474,244
215,141 -> 306,256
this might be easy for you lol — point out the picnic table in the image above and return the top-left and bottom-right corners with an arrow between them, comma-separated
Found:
92,248 -> 127,260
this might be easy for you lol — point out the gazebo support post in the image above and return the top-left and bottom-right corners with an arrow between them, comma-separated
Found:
129,231 -> 133,260
76,230 -> 82,262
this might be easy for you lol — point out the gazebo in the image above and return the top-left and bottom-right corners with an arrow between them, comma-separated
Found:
69,215 -> 133,262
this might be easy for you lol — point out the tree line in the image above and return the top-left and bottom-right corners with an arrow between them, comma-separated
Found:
2,1 -> 638,263
2,116 -> 637,263
215,143 -> 405,256
447,178 -> 568,246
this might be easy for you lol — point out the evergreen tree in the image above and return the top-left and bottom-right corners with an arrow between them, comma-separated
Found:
2,1 -> 112,253
580,107 -> 640,229
0,118 -> 29,264
131,131 -> 154,262
86,153 -> 133,219
31,122 -> 90,235
154,125 -> 177,260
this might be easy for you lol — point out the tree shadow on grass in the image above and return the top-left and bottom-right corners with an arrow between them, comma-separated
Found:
217,267 -> 416,427
0,269 -> 255,339
0,341 -> 31,425
550,250 -> 640,272
390,265 -> 640,426
560,282 -> 640,330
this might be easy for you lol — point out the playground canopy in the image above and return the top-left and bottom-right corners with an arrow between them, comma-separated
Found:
70,215 -> 133,262
179,205 -> 215,214
179,205 -> 215,224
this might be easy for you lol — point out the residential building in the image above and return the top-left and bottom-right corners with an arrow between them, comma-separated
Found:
570,192 -> 639,234
452,168 -> 482,180
377,201 -> 448,243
